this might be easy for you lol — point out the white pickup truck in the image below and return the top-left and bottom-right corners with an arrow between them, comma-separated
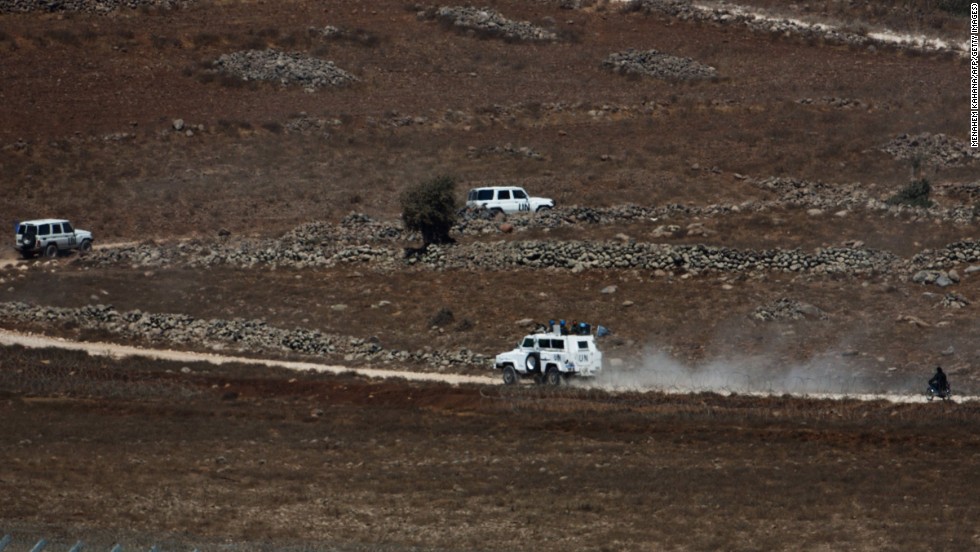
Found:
494,324 -> 603,385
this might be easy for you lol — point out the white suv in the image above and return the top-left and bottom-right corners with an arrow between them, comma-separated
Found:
15,219 -> 93,259
494,323 -> 603,385
466,186 -> 554,215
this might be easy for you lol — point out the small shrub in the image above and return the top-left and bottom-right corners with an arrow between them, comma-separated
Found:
400,175 -> 459,245
241,37 -> 267,50
195,72 -> 216,84
887,178 -> 934,208
192,32 -> 220,49
261,121 -> 283,134
429,307 -> 455,327
151,34 -> 178,49
257,27 -> 280,38
218,74 -> 246,88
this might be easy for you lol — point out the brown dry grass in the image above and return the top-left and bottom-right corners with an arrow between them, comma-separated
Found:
2,347 -> 979,551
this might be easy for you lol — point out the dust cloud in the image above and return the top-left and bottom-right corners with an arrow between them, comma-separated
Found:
591,347 -> 915,397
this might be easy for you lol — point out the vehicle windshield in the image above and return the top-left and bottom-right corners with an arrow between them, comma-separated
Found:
18,224 -> 36,236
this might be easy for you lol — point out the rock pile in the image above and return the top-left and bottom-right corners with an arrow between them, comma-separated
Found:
283,113 -> 341,136
286,213 -> 406,244
80,207 -> 980,278
415,240 -> 901,275
754,177 -> 979,224
0,0 -> 189,12
0,302 -> 489,369
939,292 -> 970,309
911,241 -> 980,271
797,97 -> 868,110
468,144 -> 545,160
602,49 -> 718,80
212,49 -> 356,91
880,133 -> 980,168
754,177 -> 870,211
89,235 -> 902,276
308,25 -> 380,46
751,298 -> 827,321
421,6 -> 558,42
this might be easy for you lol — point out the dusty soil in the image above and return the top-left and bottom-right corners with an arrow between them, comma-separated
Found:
1,0 -> 979,549
2,346 -> 980,551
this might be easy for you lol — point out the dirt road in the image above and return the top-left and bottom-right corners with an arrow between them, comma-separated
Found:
3,329 -> 973,404
0,328 -> 495,386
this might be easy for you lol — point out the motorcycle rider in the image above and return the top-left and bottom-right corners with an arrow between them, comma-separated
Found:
928,366 -> 950,397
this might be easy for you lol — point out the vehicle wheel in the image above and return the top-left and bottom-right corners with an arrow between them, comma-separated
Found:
20,251 -> 34,260
43,243 -> 58,259
490,208 -> 504,217
502,366 -> 518,386
78,240 -> 92,255
545,368 -> 562,386
525,354 -> 539,373
536,206 -> 552,213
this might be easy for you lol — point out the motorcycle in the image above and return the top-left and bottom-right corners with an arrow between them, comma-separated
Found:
926,384 -> 952,401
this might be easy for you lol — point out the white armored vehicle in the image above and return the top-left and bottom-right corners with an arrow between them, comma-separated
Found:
494,322 -> 603,385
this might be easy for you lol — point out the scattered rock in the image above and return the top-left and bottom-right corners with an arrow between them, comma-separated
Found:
0,0 -> 193,13
602,49 -> 718,81
212,49 -> 357,91
881,133 -> 980,168
423,6 -> 558,42
429,307 -> 455,327
751,298 -> 826,321
939,293 -> 969,309
896,314 -> 931,328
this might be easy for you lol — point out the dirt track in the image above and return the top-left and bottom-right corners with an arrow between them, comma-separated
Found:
0,328 -> 495,386
2,328 -> 975,404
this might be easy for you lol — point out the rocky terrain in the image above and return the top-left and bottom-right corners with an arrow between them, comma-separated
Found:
1,0 -> 978,550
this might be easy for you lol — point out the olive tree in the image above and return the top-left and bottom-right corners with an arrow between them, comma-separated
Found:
401,176 -> 459,246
